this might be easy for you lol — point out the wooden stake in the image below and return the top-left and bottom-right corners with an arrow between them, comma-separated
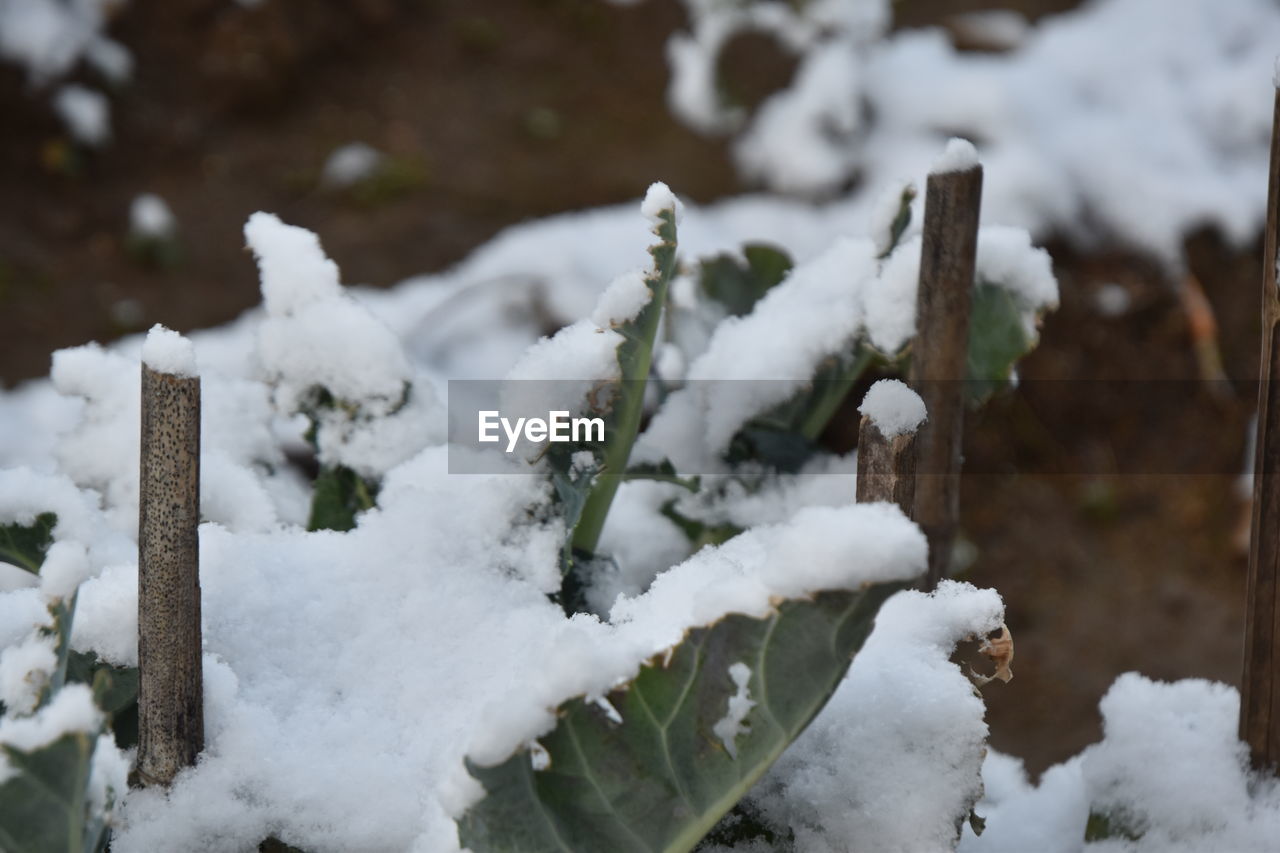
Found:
855,416 -> 917,515
1241,87 -> 1280,773
137,363 -> 203,786
910,163 -> 983,591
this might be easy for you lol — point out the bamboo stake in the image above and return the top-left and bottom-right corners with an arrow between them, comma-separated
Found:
137,361 -> 203,786
855,416 -> 918,515
910,154 -> 983,591
1241,86 -> 1280,773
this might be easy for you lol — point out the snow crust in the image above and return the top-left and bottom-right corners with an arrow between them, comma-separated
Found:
859,379 -> 926,437
141,324 -> 197,378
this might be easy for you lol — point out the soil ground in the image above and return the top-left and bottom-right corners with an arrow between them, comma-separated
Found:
0,0 -> 1262,777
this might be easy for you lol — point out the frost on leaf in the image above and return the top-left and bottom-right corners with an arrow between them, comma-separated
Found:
713,662 -> 756,759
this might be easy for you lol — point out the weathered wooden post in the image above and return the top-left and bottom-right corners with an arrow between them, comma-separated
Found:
910,138 -> 983,591
137,325 -> 204,786
856,379 -> 924,516
1241,83 -> 1280,773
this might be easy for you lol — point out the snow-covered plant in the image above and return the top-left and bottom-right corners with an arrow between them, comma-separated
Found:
0,532 -> 129,853
446,177 -> 1051,847
244,212 -> 445,531
0,159 -> 1055,851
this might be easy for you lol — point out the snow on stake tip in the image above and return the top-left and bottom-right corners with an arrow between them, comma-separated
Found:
142,324 -> 197,378
930,137 -> 980,175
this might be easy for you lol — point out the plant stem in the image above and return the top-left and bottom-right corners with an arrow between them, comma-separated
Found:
1241,86 -> 1280,773
571,208 -> 678,555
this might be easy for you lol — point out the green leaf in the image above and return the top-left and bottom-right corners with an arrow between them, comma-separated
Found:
699,244 -> 793,317
67,651 -> 139,750
570,203 -> 680,559
0,732 -> 105,853
307,465 -> 378,532
659,502 -> 742,553
36,597 -> 77,709
1084,811 -> 1143,842
876,185 -> 917,260
458,582 -> 904,852
623,461 -> 700,493
726,427 -> 818,474
964,283 -> 1034,407
724,345 -> 879,471
0,512 -> 57,574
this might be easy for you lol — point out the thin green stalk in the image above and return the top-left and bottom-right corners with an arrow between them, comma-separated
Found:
571,206 -> 679,555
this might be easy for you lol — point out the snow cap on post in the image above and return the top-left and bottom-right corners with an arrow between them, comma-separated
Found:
930,137 -> 980,175
141,324 -> 197,378
856,380 -> 922,513
859,379 -> 927,438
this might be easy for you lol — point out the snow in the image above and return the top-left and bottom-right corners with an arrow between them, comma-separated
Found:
868,178 -> 916,256
0,682 -> 100,760
130,194 -> 177,239
956,675 -> 1280,853
0,678 -> 126,828
38,540 -> 91,600
0,632 -> 57,716
666,0 -> 1280,266
931,137 -> 980,175
53,84 -> 110,146
141,324 -> 198,378
244,212 -> 344,315
736,581 -> 1004,852
320,142 -> 384,188
0,0 -> 128,84
713,662 -> 755,759
1,1 -> 1278,842
590,270 -> 652,328
1094,283 -> 1132,318
859,379 -> 926,437
245,212 -> 444,478
641,180 -> 683,224
608,503 -> 926,647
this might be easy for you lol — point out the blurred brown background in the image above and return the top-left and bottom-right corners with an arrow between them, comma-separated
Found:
0,0 -> 1259,779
